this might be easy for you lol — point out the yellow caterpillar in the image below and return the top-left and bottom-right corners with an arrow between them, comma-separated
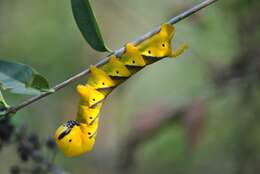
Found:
54,24 -> 188,157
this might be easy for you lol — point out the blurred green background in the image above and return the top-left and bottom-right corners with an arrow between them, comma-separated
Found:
0,0 -> 259,173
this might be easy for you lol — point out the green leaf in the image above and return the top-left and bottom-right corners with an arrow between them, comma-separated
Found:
71,0 -> 111,52
0,90 -> 9,109
0,90 -> 10,117
0,60 -> 52,95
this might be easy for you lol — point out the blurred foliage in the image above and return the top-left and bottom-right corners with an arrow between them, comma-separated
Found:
0,0 -> 259,174
0,60 -> 51,97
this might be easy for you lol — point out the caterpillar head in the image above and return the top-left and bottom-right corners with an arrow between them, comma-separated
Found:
137,23 -> 175,58
54,120 -> 95,157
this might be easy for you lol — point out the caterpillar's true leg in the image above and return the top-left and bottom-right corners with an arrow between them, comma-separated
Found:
171,43 -> 188,58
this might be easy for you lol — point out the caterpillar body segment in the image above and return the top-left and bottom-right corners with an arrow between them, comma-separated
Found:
137,24 -> 188,61
120,43 -> 146,67
100,56 -> 131,85
137,24 -> 175,58
77,84 -> 105,107
101,56 -> 131,78
83,118 -> 99,138
77,103 -> 103,124
119,43 -> 146,74
55,24 -> 188,157
87,66 -> 116,90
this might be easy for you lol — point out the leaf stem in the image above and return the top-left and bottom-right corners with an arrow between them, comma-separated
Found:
4,0 -> 219,116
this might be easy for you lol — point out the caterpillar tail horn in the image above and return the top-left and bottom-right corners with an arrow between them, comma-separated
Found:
171,43 -> 188,58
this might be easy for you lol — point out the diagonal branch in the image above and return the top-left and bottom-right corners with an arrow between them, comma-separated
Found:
4,0 -> 219,116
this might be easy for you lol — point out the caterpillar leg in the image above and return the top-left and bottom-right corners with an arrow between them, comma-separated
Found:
171,43 -> 188,58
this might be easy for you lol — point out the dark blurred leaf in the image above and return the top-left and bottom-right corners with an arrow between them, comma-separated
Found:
71,0 -> 111,52
0,60 -> 52,95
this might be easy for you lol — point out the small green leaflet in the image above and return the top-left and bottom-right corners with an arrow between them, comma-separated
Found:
0,60 -> 53,96
71,0 -> 111,52
0,90 -> 9,116
0,90 -> 9,109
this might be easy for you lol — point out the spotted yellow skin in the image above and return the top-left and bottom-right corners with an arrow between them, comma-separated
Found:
77,84 -> 105,107
54,123 -> 95,157
101,56 -> 131,77
54,23 -> 188,157
120,43 -> 146,67
77,103 -> 103,124
137,24 -> 188,58
87,66 -> 115,89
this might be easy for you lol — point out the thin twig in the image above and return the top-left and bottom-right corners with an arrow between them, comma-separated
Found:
4,0 -> 219,116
